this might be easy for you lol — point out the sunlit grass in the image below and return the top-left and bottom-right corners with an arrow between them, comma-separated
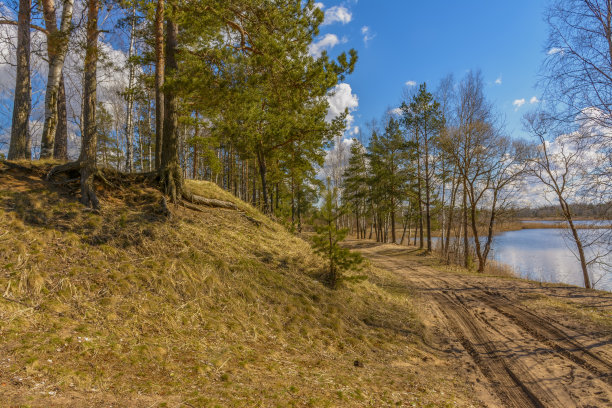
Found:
0,161 -> 473,407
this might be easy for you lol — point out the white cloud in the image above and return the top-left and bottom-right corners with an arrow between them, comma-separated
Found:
547,47 -> 563,55
513,98 -> 526,110
361,26 -> 375,45
322,6 -> 352,25
308,33 -> 341,57
320,135 -> 354,184
314,2 -> 324,9
495,76 -> 502,85
349,126 -> 359,136
326,83 -> 359,128
530,96 -> 540,104
389,107 -> 402,116
405,80 -> 417,87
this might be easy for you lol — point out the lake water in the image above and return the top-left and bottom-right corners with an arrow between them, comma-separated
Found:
521,220 -> 612,226
490,228 -> 612,292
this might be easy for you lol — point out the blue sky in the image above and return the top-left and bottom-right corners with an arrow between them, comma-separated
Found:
316,0 -> 550,140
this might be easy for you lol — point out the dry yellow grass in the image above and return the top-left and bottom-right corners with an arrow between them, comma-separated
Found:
0,162 -> 476,407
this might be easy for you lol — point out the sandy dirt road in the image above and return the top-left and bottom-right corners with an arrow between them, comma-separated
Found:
347,240 -> 612,408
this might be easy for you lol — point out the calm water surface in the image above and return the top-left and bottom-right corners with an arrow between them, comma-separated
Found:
491,228 -> 612,291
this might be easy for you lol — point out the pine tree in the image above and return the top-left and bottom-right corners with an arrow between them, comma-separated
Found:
367,118 -> 411,243
401,83 -> 444,251
312,181 -> 362,289
342,139 -> 369,238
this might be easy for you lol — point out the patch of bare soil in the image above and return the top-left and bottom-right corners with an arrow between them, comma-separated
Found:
347,239 -> 612,408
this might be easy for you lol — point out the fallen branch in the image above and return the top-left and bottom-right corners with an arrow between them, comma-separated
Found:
183,191 -> 238,210
241,213 -> 261,227
181,200 -> 205,212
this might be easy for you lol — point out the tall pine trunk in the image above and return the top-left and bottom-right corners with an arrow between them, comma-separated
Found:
424,137 -> 432,252
154,0 -> 165,170
79,0 -> 99,208
159,17 -> 181,201
8,0 -> 31,160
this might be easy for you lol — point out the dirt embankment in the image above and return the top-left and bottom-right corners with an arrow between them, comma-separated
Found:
347,239 -> 612,408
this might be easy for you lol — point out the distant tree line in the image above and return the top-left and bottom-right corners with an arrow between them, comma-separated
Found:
513,203 -> 612,220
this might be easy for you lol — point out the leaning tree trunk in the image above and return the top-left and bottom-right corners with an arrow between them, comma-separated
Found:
154,0 -> 165,171
40,0 -> 74,159
559,197 -> 591,289
8,0 -> 31,160
159,17 -> 182,202
53,73 -> 68,160
256,145 -> 270,214
78,0 -> 99,208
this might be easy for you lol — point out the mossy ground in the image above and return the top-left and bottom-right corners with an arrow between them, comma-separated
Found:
0,162 -> 476,407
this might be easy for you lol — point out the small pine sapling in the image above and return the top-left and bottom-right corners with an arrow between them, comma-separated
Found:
312,182 -> 363,288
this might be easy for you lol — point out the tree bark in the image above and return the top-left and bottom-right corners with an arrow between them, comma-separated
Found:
559,196 -> 591,288
444,170 -> 459,258
424,136 -> 432,252
462,180 -> 469,268
391,207 -> 396,244
256,145 -> 269,213
154,0 -> 165,171
53,73 -> 68,160
469,188 -> 484,273
480,192 -> 498,273
159,17 -> 181,202
124,6 -> 136,172
8,0 -> 31,160
79,0 -> 99,208
40,0 -> 74,159
53,73 -> 68,161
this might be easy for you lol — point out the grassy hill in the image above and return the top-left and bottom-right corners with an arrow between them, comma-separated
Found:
0,161 -> 472,407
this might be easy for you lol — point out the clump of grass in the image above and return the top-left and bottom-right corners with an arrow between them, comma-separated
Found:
483,259 -> 517,278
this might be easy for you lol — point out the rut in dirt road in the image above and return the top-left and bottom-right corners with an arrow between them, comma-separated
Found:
348,240 -> 612,408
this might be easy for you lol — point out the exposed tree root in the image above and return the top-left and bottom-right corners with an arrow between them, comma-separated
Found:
46,160 -> 100,210
45,160 -> 82,181
43,160 -> 241,215
160,196 -> 171,218
80,164 -> 100,209
0,160 -> 35,173
159,163 -> 182,203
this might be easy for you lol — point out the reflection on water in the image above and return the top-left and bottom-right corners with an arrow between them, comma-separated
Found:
491,228 -> 611,291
